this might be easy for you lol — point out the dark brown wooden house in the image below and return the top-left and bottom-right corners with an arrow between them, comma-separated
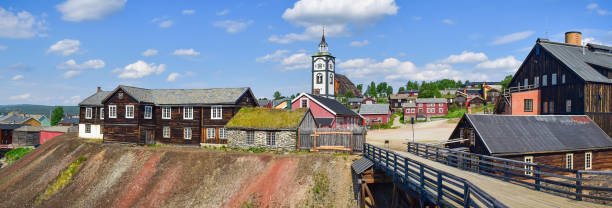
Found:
96,85 -> 257,145
496,35 -> 612,137
78,87 -> 111,139
447,114 -> 612,172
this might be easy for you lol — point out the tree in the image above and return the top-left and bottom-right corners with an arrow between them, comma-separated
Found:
501,75 -> 513,90
376,82 -> 388,97
367,81 -> 377,98
398,86 -> 405,93
344,91 -> 355,98
386,86 -> 393,97
51,106 -> 64,126
273,91 -> 284,100
356,84 -> 363,93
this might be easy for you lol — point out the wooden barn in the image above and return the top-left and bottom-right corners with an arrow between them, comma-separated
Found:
446,114 -> 612,172
12,126 -> 43,147
359,104 -> 392,125
225,108 -> 316,151
496,33 -> 612,137
0,124 -> 24,149
468,96 -> 485,107
291,93 -> 364,128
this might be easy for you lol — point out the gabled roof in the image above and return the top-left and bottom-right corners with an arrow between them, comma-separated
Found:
0,124 -> 25,130
100,85 -> 253,105
226,108 -> 310,130
352,157 -> 374,174
60,117 -> 79,125
257,99 -> 271,106
79,90 -> 112,106
537,40 -> 612,84
0,115 -> 36,124
463,114 -> 612,155
359,104 -> 391,115
402,102 -> 417,108
389,94 -> 413,100
416,98 -> 447,103
292,93 -> 360,117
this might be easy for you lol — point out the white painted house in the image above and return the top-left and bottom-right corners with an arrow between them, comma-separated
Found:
78,87 -> 110,139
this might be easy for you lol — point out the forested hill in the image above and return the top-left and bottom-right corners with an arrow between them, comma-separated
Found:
0,104 -> 79,117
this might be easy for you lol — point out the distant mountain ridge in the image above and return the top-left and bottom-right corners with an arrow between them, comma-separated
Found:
0,104 -> 79,118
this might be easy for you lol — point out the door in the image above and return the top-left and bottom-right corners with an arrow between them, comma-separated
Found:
145,130 -> 154,145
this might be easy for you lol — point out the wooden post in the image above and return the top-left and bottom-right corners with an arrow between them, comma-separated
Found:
350,133 -> 354,153
463,181 -> 471,208
313,134 -> 317,152
296,130 -> 300,151
437,173 -> 443,204
535,165 -> 541,191
504,161 -> 509,181
419,165 -> 425,191
360,183 -> 366,208
576,171 -> 583,201
391,184 -> 397,208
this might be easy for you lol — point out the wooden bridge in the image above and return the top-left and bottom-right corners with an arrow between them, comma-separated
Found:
361,143 -> 612,207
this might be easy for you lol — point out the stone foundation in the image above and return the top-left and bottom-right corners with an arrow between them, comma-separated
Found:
227,129 -> 296,152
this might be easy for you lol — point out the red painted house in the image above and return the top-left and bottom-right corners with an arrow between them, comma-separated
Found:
39,126 -> 71,144
403,98 -> 448,121
291,93 -> 364,128
359,104 -> 391,125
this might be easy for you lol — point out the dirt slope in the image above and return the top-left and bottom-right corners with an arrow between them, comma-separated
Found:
0,134 -> 357,208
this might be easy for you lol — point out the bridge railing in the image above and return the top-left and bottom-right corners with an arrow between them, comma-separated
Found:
407,142 -> 612,203
364,143 -> 507,208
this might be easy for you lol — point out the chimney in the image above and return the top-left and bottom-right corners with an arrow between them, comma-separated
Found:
565,31 -> 582,45
97,86 -> 101,92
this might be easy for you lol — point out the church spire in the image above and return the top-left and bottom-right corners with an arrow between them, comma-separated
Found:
318,26 -> 328,52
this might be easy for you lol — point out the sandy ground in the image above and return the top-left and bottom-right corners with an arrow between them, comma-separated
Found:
367,118 -> 458,151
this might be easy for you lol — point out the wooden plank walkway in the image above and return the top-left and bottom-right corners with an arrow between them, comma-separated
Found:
388,147 -> 609,208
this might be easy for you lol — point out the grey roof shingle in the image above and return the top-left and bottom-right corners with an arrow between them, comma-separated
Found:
359,104 -> 390,115
307,94 -> 360,116
348,98 -> 363,103
0,124 -> 25,130
539,41 -> 612,84
0,115 -> 32,124
416,98 -> 447,103
352,157 -> 374,174
402,102 -> 417,108
98,85 -> 252,105
465,114 -> 612,155
79,91 -> 112,106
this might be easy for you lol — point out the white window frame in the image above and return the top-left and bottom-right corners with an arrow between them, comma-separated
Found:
566,153 -> 574,169
534,76 -> 539,87
162,106 -> 171,119
552,73 -> 557,85
109,105 -> 117,118
562,74 -> 566,84
184,128 -> 192,140
524,78 -> 528,87
219,128 -> 226,139
246,131 -> 254,144
163,126 -> 170,138
301,98 -> 309,108
207,128 -> 215,139
100,108 -> 104,120
211,106 -> 222,120
85,108 -> 92,119
439,108 -> 443,113
266,132 -> 276,146
566,99 -> 572,113
585,152 -> 592,170
125,105 -> 134,119
144,106 -> 152,119
183,106 -> 193,120
524,156 -> 534,176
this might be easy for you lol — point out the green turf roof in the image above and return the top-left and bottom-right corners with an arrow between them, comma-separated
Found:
225,107 -> 308,130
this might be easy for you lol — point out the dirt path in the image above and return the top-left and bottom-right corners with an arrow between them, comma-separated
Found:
367,119 -> 457,151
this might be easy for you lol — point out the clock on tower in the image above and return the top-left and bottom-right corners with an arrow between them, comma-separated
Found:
312,28 -> 336,98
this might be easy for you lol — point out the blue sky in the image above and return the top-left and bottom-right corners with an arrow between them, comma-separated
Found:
0,0 -> 610,105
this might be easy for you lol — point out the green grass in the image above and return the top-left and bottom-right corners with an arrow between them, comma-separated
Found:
4,147 -> 33,164
36,157 -> 87,205
226,107 -> 307,129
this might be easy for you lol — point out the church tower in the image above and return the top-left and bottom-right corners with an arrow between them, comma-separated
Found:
312,28 -> 335,98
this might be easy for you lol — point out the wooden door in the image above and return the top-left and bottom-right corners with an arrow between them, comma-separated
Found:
145,130 -> 154,145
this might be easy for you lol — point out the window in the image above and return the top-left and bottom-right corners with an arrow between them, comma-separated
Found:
566,153 -> 573,169
562,74 -> 566,84
534,76 -> 540,87
85,124 -> 91,133
542,75 -> 548,86
266,132 -> 276,146
469,130 -> 475,146
329,74 -> 333,84
524,99 -> 533,112
109,105 -> 117,118
316,73 -> 323,84
459,128 -> 464,138
162,107 -> 171,119
439,108 -> 443,113
118,92 -> 124,99
247,131 -> 254,144
163,126 -> 170,138
524,78 -> 528,87
301,99 -> 308,108
552,73 -> 557,85
125,105 -> 134,118
211,106 -> 222,120
184,128 -> 192,140
100,108 -> 104,119
219,128 -> 226,139
85,108 -> 92,119
144,106 -> 152,119
183,106 -> 193,120
524,156 -> 534,176
585,152 -> 592,170
207,128 -> 215,139
549,101 -> 554,113
566,100 -> 572,113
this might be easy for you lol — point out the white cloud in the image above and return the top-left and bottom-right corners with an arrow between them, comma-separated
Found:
413,16 -> 422,21
142,49 -> 158,57
182,9 -> 195,15
350,40 -> 369,47
9,93 -> 30,100
66,95 -> 81,104
439,51 -> 488,64
116,60 -> 166,79
167,72 -> 181,82
256,50 -> 310,71
491,30 -> 535,45
0,45 -> 6,50
56,0 -> 127,22
173,48 -> 200,56
216,9 -> 229,16
56,59 -> 105,70
0,7 -> 46,38
159,20 -> 173,28
47,39 -> 80,56
11,75 -> 24,80
62,70 -> 81,78
442,19 -> 454,24
583,37 -> 603,45
213,20 -> 253,34
269,0 -> 398,43
586,3 -> 610,15
476,56 -> 521,72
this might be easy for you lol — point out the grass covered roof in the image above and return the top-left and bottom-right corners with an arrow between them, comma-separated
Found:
226,107 -> 308,130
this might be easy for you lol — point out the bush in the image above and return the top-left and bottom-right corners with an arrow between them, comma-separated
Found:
5,147 -> 33,164
36,157 -> 87,205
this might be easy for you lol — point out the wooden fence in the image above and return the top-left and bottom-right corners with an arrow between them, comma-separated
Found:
407,142 -> 612,203
298,127 -> 366,152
